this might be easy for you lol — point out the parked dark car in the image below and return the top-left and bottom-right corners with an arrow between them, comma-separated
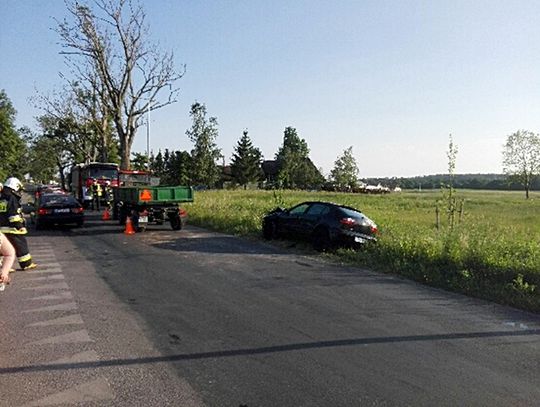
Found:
32,193 -> 84,229
262,201 -> 378,251
33,184 -> 66,201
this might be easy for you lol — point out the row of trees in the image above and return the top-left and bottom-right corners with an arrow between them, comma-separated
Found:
5,82 -> 540,196
134,116 -> 338,190
1,86 -> 359,190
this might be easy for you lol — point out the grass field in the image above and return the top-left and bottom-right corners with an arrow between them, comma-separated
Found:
185,189 -> 540,313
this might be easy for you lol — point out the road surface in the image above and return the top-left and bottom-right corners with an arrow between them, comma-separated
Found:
1,212 -> 539,406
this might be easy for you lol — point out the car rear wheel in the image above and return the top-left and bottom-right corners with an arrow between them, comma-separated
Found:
312,227 -> 331,252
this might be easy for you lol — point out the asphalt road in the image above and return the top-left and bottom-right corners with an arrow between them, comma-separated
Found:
1,212 -> 539,406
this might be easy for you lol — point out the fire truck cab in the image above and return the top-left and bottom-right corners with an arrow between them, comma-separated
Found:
70,162 -> 119,208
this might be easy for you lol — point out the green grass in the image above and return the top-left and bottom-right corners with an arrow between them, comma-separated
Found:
185,189 -> 540,313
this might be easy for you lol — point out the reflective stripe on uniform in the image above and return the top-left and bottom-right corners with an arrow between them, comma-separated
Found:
0,227 -> 27,234
8,215 -> 24,223
18,253 -> 32,262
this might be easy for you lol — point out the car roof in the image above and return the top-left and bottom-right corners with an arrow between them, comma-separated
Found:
297,201 -> 361,212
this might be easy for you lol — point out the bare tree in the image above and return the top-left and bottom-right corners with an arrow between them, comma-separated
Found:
56,0 -> 184,169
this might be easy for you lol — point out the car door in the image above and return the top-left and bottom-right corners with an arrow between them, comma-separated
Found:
281,203 -> 310,236
299,203 -> 330,236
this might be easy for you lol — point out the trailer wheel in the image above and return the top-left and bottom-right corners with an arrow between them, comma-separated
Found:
169,213 -> 182,230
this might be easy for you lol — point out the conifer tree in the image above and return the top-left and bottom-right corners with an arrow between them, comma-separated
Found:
230,130 -> 263,188
275,126 -> 323,189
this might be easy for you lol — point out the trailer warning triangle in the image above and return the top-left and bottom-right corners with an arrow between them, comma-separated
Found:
140,189 -> 152,201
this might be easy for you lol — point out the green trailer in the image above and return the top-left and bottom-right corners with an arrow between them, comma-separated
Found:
114,185 -> 194,231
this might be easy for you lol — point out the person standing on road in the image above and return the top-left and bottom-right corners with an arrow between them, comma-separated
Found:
92,179 -> 102,211
0,232 -> 16,286
103,180 -> 112,210
0,177 -> 37,271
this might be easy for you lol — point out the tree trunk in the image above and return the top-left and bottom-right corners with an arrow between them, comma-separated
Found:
57,160 -> 66,190
120,143 -> 130,170
99,118 -> 109,162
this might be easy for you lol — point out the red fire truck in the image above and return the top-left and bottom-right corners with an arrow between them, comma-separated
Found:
70,162 -> 120,208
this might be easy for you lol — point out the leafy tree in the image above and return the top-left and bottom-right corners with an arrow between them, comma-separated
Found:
0,90 -> 27,180
27,136 -> 58,184
275,126 -> 323,189
330,146 -> 359,191
186,102 -> 222,187
165,150 -> 192,186
131,152 -> 148,171
230,130 -> 263,188
503,130 -> 540,199
56,0 -> 184,169
27,130 -> 72,188
150,150 -> 165,178
150,149 -> 191,185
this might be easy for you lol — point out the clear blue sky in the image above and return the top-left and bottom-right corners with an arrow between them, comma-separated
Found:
2,0 -> 540,177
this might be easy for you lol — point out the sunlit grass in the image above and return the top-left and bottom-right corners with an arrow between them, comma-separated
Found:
187,189 -> 540,312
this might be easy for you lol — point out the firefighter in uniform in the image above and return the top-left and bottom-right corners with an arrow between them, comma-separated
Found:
91,179 -> 103,211
103,180 -> 112,210
0,177 -> 37,270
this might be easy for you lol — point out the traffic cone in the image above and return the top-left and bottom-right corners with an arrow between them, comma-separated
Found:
124,216 -> 136,235
102,207 -> 111,221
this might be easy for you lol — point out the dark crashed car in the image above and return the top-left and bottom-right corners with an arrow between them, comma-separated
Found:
262,201 -> 378,251
32,193 -> 84,229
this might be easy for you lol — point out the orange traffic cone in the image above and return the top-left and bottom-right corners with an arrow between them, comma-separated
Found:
102,207 -> 111,221
124,216 -> 135,235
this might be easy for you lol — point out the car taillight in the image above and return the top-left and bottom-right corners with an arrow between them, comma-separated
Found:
37,208 -> 51,215
371,225 -> 378,234
179,208 -> 187,217
71,207 -> 84,214
339,217 -> 356,227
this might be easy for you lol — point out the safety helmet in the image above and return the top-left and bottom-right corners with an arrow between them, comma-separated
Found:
4,177 -> 23,192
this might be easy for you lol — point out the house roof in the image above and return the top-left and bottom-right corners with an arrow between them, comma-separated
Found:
261,160 -> 279,176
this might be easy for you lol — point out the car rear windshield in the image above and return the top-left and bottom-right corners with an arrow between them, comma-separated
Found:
339,207 -> 363,219
41,195 -> 77,205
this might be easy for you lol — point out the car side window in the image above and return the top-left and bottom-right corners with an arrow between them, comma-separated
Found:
289,203 -> 310,215
306,204 -> 330,216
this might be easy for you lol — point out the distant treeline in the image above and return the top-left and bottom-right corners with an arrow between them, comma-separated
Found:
362,174 -> 540,191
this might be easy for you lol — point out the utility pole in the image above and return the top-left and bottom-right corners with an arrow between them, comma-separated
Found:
146,104 -> 150,170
